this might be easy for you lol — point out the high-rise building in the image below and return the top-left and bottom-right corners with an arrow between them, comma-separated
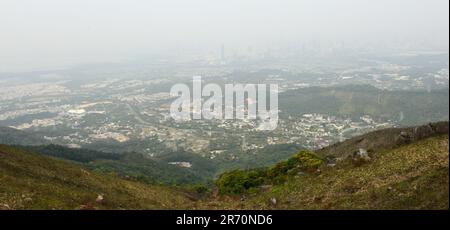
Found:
220,44 -> 225,61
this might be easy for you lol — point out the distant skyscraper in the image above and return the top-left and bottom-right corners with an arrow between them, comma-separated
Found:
220,44 -> 225,61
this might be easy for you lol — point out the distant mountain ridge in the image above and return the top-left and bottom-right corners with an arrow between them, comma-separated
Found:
0,126 -> 48,146
279,85 -> 449,125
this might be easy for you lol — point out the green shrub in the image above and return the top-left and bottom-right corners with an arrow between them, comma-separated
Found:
215,151 -> 323,195
191,184 -> 209,195
290,150 -> 323,171
216,170 -> 248,194
268,151 -> 323,180
216,169 -> 266,195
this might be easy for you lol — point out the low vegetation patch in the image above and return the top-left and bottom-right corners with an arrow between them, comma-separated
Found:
216,151 -> 323,195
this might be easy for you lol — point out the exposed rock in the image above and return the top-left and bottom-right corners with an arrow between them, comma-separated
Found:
95,195 -> 104,204
325,157 -> 337,167
269,198 -> 277,206
315,169 -> 322,175
396,131 -> 412,145
399,131 -> 411,138
352,148 -> 371,161
335,157 -> 344,162
430,122 -> 449,134
414,124 -> 435,140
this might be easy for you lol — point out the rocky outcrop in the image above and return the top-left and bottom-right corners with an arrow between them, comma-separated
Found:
413,124 -> 435,140
396,122 -> 448,145
352,148 -> 371,161
396,131 -> 413,145
269,198 -> 277,207
417,122 -> 448,139
96,195 -> 105,204
318,121 -> 449,159
429,121 -> 449,134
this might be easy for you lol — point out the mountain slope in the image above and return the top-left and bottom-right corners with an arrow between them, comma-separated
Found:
199,133 -> 449,210
0,144 -> 195,210
1,123 -> 448,210
317,121 -> 449,158
24,144 -> 213,185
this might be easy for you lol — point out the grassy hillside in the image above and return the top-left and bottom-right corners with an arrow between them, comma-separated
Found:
0,127 -> 216,185
24,145 -> 213,185
0,145 -> 195,210
199,134 -> 449,210
1,123 -> 448,210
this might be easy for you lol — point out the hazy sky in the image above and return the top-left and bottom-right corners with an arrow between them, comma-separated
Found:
1,0 -> 448,72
